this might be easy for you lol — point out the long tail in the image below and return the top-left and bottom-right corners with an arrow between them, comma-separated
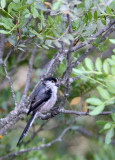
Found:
17,111 -> 37,146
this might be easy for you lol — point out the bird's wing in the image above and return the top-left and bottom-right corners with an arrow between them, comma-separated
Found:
27,85 -> 52,115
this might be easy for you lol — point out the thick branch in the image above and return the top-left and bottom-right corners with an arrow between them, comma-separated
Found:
0,49 -> 65,135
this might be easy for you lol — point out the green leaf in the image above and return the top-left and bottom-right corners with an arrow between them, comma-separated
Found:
111,66 -> 115,75
104,123 -> 111,129
96,120 -> 108,125
18,47 -> 25,51
8,2 -> 14,13
111,55 -> 115,61
42,45 -> 49,50
52,1 -> 61,10
89,105 -> 105,115
0,30 -> 11,34
105,128 -> 114,144
88,11 -> 92,21
54,41 -> 61,48
87,98 -> 103,105
101,19 -> 106,25
8,38 -> 16,46
97,86 -> 110,100
29,29 -> 43,39
1,0 -> 6,8
94,10 -> 98,20
109,39 -> 115,44
85,58 -> 94,70
107,81 -> 115,94
36,4 -> 47,11
72,68 -> 84,75
106,6 -> 111,14
1,17 -> 14,28
62,37 -> 70,45
0,22 -> 11,30
111,113 -> 115,122
107,58 -> 115,65
13,0 -> 20,3
67,34 -> 74,41
113,48 -> 115,53
31,6 -> 39,18
103,60 -> 109,74
95,57 -> 102,72
85,0 -> 92,9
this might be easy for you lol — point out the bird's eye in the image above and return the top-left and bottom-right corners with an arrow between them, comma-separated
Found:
51,80 -> 55,83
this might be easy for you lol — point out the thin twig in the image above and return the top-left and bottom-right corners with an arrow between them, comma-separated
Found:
71,19 -> 115,52
0,124 -> 73,160
72,26 -> 115,68
22,14 -> 33,27
3,47 -> 17,106
20,44 -> 37,103
0,34 -> 5,58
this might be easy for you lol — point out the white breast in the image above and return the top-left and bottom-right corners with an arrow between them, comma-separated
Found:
40,86 -> 58,113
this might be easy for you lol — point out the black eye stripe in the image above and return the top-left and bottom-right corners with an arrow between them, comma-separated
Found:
44,77 -> 58,83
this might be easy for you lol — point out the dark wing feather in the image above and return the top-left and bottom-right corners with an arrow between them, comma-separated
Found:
27,84 -> 52,115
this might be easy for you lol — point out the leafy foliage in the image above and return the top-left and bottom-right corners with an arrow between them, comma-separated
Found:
0,0 -> 115,159
73,50 -> 115,144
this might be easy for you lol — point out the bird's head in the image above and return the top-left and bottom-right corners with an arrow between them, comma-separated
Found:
43,77 -> 59,88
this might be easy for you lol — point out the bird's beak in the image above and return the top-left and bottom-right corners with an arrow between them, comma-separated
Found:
56,82 -> 60,87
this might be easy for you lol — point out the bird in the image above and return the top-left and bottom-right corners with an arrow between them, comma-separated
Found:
17,77 -> 59,146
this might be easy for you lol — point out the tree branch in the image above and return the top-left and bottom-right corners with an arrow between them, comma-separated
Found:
20,44 -> 37,103
72,25 -> 115,68
0,124 -> 73,160
0,34 -> 5,59
71,19 -> 115,52
3,47 -> 17,107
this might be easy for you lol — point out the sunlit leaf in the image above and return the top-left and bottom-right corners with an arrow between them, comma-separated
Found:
95,57 -> 102,72
89,105 -> 105,115
85,58 -> 94,70
87,98 -> 103,105
104,123 -> 111,129
54,41 -> 61,48
103,60 -> 109,74
107,81 -> 115,94
111,66 -> 115,75
106,6 -> 111,14
1,0 -> 6,8
85,0 -> 92,9
0,30 -> 11,34
97,86 -> 110,100
31,6 -> 39,18
111,113 -> 115,121
96,120 -> 108,125
105,128 -> 114,144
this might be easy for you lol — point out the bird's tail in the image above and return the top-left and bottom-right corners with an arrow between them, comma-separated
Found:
17,111 -> 37,146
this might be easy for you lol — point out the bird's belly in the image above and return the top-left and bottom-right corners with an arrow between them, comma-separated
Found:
40,95 -> 57,113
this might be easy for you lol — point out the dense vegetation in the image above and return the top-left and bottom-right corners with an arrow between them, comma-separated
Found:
0,0 -> 115,159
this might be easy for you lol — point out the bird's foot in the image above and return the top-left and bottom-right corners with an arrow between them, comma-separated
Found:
51,107 -> 59,117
